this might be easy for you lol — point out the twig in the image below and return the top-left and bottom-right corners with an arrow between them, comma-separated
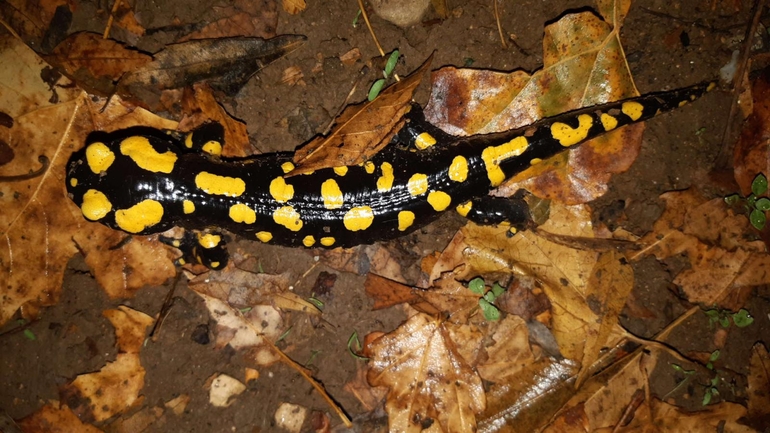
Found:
356,0 -> 400,81
714,0 -> 767,170
103,0 -> 122,39
493,0 -> 508,49
616,306 -> 701,365
148,271 -> 182,341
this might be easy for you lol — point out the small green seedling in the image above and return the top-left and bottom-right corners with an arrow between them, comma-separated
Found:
352,9 -> 362,27
725,173 -> 770,230
704,307 -> 753,329
347,331 -> 369,360
702,350 -> 721,405
368,50 -> 400,101
467,277 -> 506,321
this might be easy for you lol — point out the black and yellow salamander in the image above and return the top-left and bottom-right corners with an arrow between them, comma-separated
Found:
65,82 -> 716,269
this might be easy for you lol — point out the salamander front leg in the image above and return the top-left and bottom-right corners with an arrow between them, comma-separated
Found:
456,195 -> 532,235
160,230 -> 229,270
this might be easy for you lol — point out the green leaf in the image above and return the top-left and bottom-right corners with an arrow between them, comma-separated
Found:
704,309 -> 720,318
347,332 -> 369,360
732,309 -> 754,327
491,283 -> 505,298
752,173 -> 768,196
384,50 -> 399,76
463,57 -> 475,67
479,298 -> 501,321
308,297 -> 324,309
709,350 -> 721,362
483,291 -> 496,303
724,194 -> 741,206
671,364 -> 695,375
352,9 -> 362,27
23,329 -> 36,340
719,316 -> 730,328
711,376 -> 720,387
468,277 -> 486,294
702,390 -> 713,405
368,79 -> 386,101
756,197 -> 770,211
750,209 -> 766,230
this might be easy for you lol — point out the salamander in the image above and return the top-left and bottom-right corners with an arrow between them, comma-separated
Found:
65,82 -> 716,269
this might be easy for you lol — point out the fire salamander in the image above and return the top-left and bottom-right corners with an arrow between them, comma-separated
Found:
65,82 -> 716,269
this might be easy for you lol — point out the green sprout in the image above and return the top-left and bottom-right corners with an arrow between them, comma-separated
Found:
702,350 -> 721,405
368,50 -> 400,101
725,173 -> 770,230
347,331 -> 369,360
704,307 -> 753,329
467,277 -> 506,321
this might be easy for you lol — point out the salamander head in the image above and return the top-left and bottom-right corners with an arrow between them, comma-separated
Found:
66,128 -> 182,235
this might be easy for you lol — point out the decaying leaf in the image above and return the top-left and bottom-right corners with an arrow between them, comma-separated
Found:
189,267 -> 321,315
290,56 -> 433,175
178,84 -> 252,157
282,0 -> 307,15
0,0 -> 71,46
367,313 -> 485,433
60,307 -> 153,423
16,402 -> 102,433
274,402 -> 308,433
177,0 -> 278,41
632,189 -> 770,305
425,0 -> 641,204
746,343 -> 770,429
733,69 -> 770,196
621,399 -> 752,432
117,35 -> 307,106
45,32 -> 153,96
475,315 -> 535,382
208,374 -> 247,407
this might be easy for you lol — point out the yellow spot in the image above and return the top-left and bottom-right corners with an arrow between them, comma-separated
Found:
320,237 -> 335,246
407,173 -> 428,196
376,162 -> 394,192
115,199 -> 164,233
281,161 -> 295,173
229,203 -> 256,224
690,94 -> 697,101
321,179 -> 344,209
81,189 -> 112,221
364,161 -> 375,174
256,231 -> 273,243
333,166 -> 348,176
481,136 -> 529,186
198,233 -> 221,249
195,172 -> 245,196
85,142 -> 115,174
600,113 -> 618,131
456,201 -> 472,217
184,133 -> 194,148
273,206 -> 303,231
448,156 -> 468,182
414,132 -> 437,150
210,261 -> 220,268
303,235 -> 315,247
397,210 -> 414,231
202,140 -> 222,155
178,258 -> 186,265
269,177 -> 295,203
183,200 -> 195,214
550,114 -> 594,147
530,158 -> 542,165
343,206 -> 374,231
70,178 -> 78,187
172,239 -> 181,247
120,136 -> 178,173
621,101 -> 644,121
707,82 -> 716,92
678,100 -> 688,107
427,191 -> 451,211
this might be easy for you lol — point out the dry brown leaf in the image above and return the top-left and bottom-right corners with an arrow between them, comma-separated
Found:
189,267 -> 320,315
17,401 -> 103,433
197,293 -> 283,366
179,84 -> 252,157
60,307 -> 152,423
632,189 -> 770,305
177,0 -> 278,41
0,0 -> 71,44
746,343 -> 770,429
209,374 -> 247,407
476,315 -> 535,382
282,0 -> 307,15
339,48 -> 361,65
367,313 -> 485,433
424,0 -> 641,205
281,65 -> 305,86
734,70 -> 770,196
290,56 -> 433,175
620,398 -> 753,432
364,273 -> 421,310
343,365 -> 388,412
44,32 -> 152,96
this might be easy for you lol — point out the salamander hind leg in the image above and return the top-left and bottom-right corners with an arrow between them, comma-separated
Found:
160,230 -> 229,270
